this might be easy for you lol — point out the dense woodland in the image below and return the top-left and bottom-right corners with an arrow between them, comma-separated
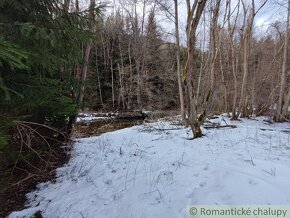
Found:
1,0 -> 290,214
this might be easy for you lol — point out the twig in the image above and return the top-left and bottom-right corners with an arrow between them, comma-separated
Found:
20,123 -> 52,151
10,126 -> 24,176
10,173 -> 37,186
15,121 -> 66,138
16,124 -> 49,165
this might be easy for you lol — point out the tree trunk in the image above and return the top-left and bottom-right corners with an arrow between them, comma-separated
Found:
231,55 -> 238,119
127,38 -> 134,109
174,0 -> 186,123
95,46 -> 103,105
238,0 -> 267,117
220,47 -> 228,114
136,60 -> 141,107
118,37 -> 126,111
63,0 -> 70,12
208,0 -> 221,114
226,0 -> 240,120
78,45 -> 91,106
185,0 -> 207,138
239,32 -> 250,117
78,0 -> 96,107
238,0 -> 253,118
278,0 -> 290,120
251,58 -> 258,118
282,86 -> 290,117
110,57 -> 115,109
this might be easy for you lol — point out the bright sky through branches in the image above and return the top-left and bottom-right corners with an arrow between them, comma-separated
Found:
81,0 -> 288,45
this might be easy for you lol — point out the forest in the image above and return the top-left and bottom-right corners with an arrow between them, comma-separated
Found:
1,0 -> 290,217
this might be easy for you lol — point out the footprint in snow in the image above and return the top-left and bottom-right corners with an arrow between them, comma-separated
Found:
105,179 -> 112,185
248,179 -> 258,185
203,164 -> 209,171
199,181 -> 207,187
185,181 -> 207,198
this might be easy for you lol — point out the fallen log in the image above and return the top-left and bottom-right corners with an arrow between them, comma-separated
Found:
77,111 -> 150,122
203,124 -> 237,129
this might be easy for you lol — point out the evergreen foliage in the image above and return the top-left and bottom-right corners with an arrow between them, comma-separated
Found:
0,0 -> 101,146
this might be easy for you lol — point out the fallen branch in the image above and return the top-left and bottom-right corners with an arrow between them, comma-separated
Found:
152,128 -> 183,131
276,111 -> 290,123
203,124 -> 237,129
10,173 -> 37,187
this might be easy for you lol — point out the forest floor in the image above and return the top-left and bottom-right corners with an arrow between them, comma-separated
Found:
0,128 -> 72,218
8,115 -> 290,218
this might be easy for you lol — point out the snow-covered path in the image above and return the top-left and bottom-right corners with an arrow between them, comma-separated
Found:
9,116 -> 290,218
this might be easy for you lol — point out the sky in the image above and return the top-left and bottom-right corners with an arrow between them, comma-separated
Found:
255,0 -> 288,28
79,0 -> 289,44
176,0 -> 288,42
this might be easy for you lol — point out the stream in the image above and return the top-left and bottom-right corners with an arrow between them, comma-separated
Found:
73,116 -> 144,138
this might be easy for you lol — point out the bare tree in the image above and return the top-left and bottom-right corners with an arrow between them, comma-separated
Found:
278,0 -> 290,120
238,0 -> 267,117
174,0 -> 186,123
63,0 -> 70,11
152,0 -> 186,122
184,0 -> 207,138
78,0 -> 97,106
225,0 -> 241,119
120,0 -> 149,108
208,0 -> 221,114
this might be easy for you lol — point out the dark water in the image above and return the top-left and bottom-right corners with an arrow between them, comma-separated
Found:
73,119 -> 143,138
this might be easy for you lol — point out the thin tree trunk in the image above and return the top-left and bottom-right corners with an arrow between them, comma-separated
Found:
238,0 -> 251,117
278,0 -> 290,120
136,60 -> 141,107
239,0 -> 267,117
220,48 -> 228,114
78,0 -> 96,107
227,0 -> 240,119
174,0 -> 185,123
75,0 -> 79,12
110,57 -> 115,109
128,38 -> 133,109
251,59 -> 257,118
239,32 -> 250,117
118,37 -> 126,111
231,55 -> 238,119
208,0 -> 221,114
95,46 -> 103,105
118,63 -> 126,111
282,86 -> 290,117
63,0 -> 70,11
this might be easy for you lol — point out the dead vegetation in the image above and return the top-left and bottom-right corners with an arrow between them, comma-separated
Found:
0,122 -> 72,217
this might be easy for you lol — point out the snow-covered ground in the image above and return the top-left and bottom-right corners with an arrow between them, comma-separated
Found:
76,114 -> 110,122
9,116 -> 290,218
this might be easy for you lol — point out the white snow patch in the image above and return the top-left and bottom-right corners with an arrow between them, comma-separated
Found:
76,116 -> 110,122
9,116 -> 290,218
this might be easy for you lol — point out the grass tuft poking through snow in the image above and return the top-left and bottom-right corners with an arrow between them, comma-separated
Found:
9,116 -> 290,218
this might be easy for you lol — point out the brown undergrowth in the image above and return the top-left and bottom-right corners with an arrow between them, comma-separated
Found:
0,117 -> 144,217
0,122 -> 72,218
